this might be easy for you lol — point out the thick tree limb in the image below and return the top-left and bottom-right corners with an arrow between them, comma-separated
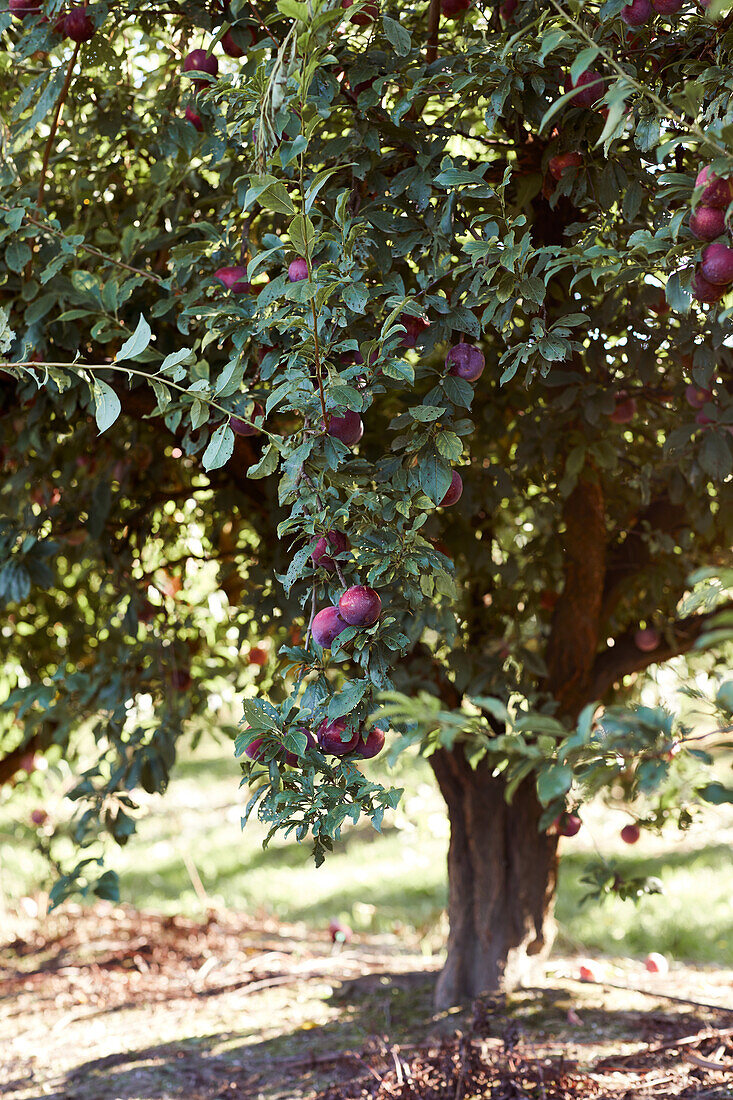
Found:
545,476 -> 606,716
589,603 -> 733,700
600,494 -> 689,625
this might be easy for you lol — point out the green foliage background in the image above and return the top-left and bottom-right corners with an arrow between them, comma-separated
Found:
1,0 -> 732,901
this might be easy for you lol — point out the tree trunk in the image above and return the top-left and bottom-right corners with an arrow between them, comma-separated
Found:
430,748 -> 558,1008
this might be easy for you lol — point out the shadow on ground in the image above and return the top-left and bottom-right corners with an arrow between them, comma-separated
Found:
4,964 -> 726,1100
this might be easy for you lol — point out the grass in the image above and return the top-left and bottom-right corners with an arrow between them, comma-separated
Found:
2,731 -> 732,968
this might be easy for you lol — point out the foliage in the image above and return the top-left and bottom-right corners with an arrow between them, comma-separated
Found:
1,0 -> 732,903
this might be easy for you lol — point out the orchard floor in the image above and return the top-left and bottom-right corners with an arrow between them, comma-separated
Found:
1,903 -> 732,1100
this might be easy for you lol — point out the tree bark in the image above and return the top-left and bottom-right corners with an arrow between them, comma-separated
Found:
429,748 -> 558,1008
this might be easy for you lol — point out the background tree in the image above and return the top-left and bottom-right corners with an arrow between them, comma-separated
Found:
1,0 -> 733,1008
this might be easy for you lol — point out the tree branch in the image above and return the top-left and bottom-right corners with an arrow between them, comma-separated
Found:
589,603 -> 733,700
37,43 -> 81,210
1,204 -> 164,285
545,475 -> 606,717
426,0 -> 441,66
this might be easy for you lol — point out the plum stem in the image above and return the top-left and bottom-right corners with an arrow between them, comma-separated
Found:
310,297 -> 329,430
304,579 -> 317,648
37,43 -> 81,211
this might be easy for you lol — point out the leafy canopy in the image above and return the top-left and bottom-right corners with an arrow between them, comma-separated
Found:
1,0 -> 732,901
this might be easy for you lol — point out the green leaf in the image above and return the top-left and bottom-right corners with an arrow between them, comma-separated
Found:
160,348 -> 194,373
596,89 -> 630,149
699,431 -> 732,480
202,424 -> 235,470
411,404 -> 446,422
190,398 -> 209,430
699,782 -> 733,805
247,441 -> 279,479
419,451 -> 452,505
435,431 -> 463,461
570,47 -> 601,86
117,315 -> 151,361
92,378 -> 121,434
290,214 -> 316,258
537,764 -> 573,806
5,241 -> 31,273
258,182 -> 296,216
443,375 -> 474,408
343,283 -> 368,313
304,166 -> 352,214
382,15 -> 411,56
327,679 -> 369,719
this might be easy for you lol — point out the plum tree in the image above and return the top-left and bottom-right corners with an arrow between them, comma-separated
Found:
183,49 -> 219,85
185,106 -> 204,132
548,152 -> 583,180
556,812 -> 582,838
440,470 -> 463,507
317,717 -> 362,755
566,69 -> 605,108
1,0 -> 732,1011
327,410 -> 364,445
288,258 -> 309,282
700,243 -> 733,286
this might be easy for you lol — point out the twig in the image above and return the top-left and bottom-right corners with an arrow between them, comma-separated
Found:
426,0 -> 441,65
597,1027 -> 733,1067
37,43 -> 81,209
1,204 -> 163,285
304,579 -> 317,648
684,1051 -> 733,1073
571,975 -> 733,1014
247,0 -> 281,47
1,361 -> 274,440
181,849 -> 209,907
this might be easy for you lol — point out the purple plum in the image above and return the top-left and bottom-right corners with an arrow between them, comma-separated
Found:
312,606 -> 348,648
338,585 -> 381,626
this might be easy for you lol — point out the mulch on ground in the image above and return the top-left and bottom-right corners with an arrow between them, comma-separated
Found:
1,902 -> 732,1100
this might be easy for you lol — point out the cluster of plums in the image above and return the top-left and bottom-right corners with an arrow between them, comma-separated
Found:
689,165 -> 733,303
311,583 -> 382,648
621,0 -> 713,24
10,0 -> 95,40
215,256 -> 478,503
245,718 -> 386,763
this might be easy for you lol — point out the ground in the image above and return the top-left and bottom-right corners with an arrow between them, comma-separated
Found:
2,732 -> 732,1097
2,903 -> 732,1100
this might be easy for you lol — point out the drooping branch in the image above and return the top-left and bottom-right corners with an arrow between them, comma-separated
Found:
589,603 -> 733,701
